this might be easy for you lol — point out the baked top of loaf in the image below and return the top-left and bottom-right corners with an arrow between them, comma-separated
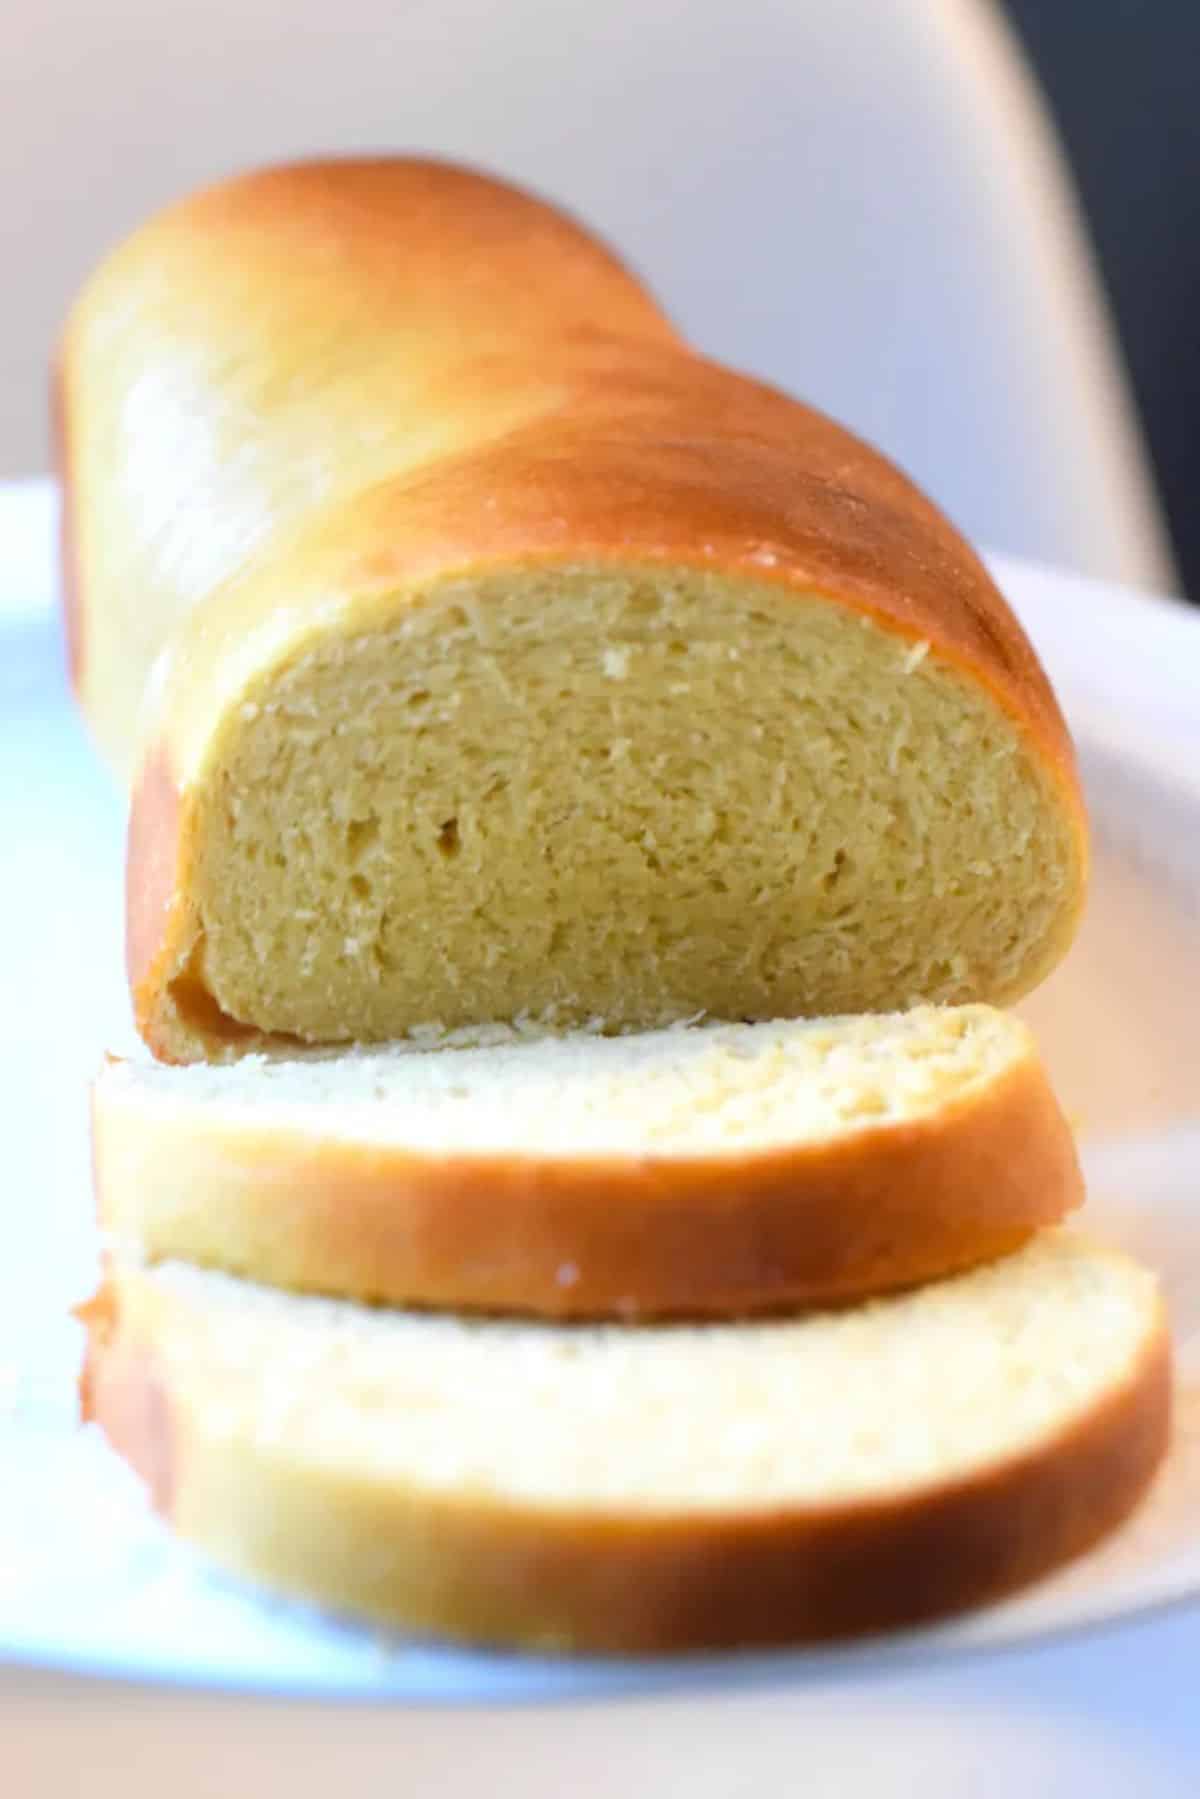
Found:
80,1233 -> 1169,1652
93,1007 -> 1082,1317
59,159 -> 1088,1059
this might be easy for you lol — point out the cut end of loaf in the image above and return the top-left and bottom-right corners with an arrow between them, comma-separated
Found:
132,563 -> 1085,1061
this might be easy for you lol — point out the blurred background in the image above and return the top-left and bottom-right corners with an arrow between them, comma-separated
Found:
2,0 -> 1195,600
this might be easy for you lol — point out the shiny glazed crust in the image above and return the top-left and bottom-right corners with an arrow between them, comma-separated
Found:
92,1037 -> 1083,1318
55,159 -> 1088,1059
78,1266 -> 1171,1654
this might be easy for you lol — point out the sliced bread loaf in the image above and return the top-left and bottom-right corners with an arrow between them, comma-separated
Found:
58,159 -> 1086,1059
79,1233 -> 1169,1653
93,1007 -> 1082,1318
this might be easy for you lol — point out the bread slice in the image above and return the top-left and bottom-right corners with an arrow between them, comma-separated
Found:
58,159 -> 1086,1059
79,1233 -> 1169,1654
92,1007 -> 1082,1319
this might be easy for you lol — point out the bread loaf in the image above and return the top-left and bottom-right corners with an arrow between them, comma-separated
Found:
58,159 -> 1087,1062
93,1007 -> 1082,1318
79,1234 -> 1169,1653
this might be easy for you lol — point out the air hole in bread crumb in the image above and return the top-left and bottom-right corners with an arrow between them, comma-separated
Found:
822,848 -> 851,892
437,818 -> 461,858
346,816 -> 380,861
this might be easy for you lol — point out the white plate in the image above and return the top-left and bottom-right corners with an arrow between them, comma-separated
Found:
1,485 -> 1199,1712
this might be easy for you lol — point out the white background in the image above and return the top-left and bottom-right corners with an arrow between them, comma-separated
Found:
1,0 -> 1174,589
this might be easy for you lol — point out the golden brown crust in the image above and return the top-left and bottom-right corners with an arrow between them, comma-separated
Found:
58,158 -> 1088,1053
78,1287 -> 175,1517
124,743 -> 186,1031
124,748 -> 266,1059
72,1286 -> 114,1426
92,1045 -> 1083,1319
51,359 -> 85,694
77,1274 -> 1170,1653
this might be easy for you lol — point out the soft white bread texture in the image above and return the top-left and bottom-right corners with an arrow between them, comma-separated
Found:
79,1234 -> 1170,1653
57,159 -> 1088,1061
93,1007 -> 1083,1318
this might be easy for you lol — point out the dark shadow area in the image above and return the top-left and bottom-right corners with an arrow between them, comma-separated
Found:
1001,0 -> 1200,601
